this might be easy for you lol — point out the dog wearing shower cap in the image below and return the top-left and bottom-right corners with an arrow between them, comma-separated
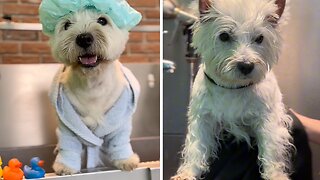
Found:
39,0 -> 142,175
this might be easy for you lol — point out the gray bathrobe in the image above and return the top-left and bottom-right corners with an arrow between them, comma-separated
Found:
49,65 -> 140,171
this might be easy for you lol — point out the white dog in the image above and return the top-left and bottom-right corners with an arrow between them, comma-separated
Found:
172,0 -> 293,180
39,1 -> 142,175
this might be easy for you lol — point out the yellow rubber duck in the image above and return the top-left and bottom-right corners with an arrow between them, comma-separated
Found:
0,156 -> 3,178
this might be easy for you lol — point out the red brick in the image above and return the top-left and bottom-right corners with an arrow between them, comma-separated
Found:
128,0 -> 158,7
148,55 -> 160,63
139,20 -> 160,25
129,32 -> 144,42
3,55 -> 40,64
145,10 -> 160,19
41,55 -> 57,63
0,43 -> 19,53
1,0 -> 18,2
39,32 -> 50,41
3,4 -> 39,15
20,0 -> 42,3
3,30 -> 38,41
135,8 -> 145,16
129,43 -> 160,53
13,16 -> 39,23
21,42 -> 51,53
146,32 -> 160,42
120,54 -> 149,63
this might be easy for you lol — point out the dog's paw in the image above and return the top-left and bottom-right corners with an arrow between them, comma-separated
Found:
113,153 -> 140,171
269,173 -> 289,180
264,171 -> 289,180
170,174 -> 196,180
53,162 -> 78,175
53,146 -> 60,155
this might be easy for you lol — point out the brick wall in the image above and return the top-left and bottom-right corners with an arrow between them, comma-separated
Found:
0,0 -> 160,64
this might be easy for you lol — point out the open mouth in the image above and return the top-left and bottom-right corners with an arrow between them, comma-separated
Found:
78,54 -> 102,68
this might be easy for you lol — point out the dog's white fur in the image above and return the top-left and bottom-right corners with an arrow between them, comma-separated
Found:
49,9 -> 139,174
172,0 -> 293,180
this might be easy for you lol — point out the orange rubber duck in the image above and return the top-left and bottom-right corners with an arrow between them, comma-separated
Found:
3,158 -> 24,180
0,156 -> 3,178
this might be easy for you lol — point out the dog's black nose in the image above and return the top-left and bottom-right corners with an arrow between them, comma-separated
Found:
76,33 -> 94,49
237,61 -> 254,75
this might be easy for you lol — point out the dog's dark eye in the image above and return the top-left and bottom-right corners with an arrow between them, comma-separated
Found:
64,21 -> 71,30
219,32 -> 230,42
255,35 -> 264,44
97,17 -> 108,26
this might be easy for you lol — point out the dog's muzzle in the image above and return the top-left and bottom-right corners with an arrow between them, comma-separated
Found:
204,72 -> 253,89
75,33 -> 103,68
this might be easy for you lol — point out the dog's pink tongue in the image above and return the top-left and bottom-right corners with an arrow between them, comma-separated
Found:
79,56 -> 97,65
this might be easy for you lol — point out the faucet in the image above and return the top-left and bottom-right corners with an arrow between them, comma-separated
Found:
163,60 -> 176,73
163,0 -> 197,25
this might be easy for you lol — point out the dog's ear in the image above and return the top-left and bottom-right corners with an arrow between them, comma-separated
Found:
199,0 -> 213,24
268,0 -> 286,25
275,0 -> 286,18
199,0 -> 211,16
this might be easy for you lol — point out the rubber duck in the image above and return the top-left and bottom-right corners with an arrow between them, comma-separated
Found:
23,157 -> 45,179
3,158 -> 23,180
0,156 -> 3,178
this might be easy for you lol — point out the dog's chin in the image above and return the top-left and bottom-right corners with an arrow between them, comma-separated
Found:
216,73 -> 261,88
77,54 -> 105,69
219,67 -> 268,87
220,79 -> 254,88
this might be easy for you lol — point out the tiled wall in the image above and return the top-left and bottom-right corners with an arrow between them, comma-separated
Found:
0,0 -> 160,64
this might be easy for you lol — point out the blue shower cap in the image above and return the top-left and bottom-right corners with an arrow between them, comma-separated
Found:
39,0 -> 142,35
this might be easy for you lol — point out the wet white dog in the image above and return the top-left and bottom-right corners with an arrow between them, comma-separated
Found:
47,9 -> 140,175
172,0 -> 293,180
